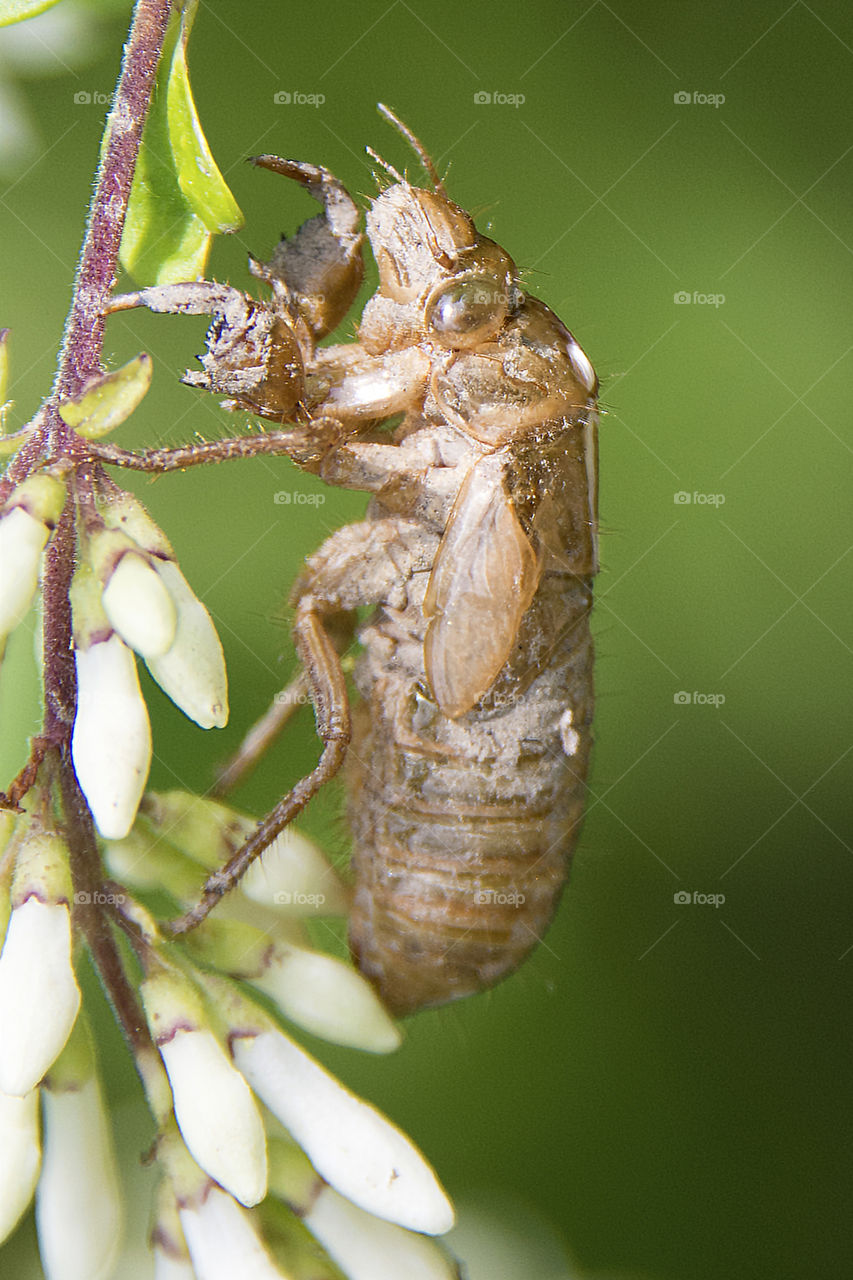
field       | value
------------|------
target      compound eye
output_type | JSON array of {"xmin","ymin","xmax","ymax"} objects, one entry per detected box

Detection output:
[
  {"xmin": 566, "ymin": 338, "xmax": 597, "ymax": 394},
  {"xmin": 426, "ymin": 275, "xmax": 508, "ymax": 347}
]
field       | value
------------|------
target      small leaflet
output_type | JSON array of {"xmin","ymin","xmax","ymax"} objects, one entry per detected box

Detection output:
[
  {"xmin": 58, "ymin": 354, "xmax": 152, "ymax": 439},
  {"xmin": 120, "ymin": 0, "xmax": 243, "ymax": 285},
  {"xmin": 0, "ymin": 0, "xmax": 63, "ymax": 26}
]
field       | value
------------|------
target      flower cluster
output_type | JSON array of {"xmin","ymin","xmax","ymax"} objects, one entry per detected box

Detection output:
[
  {"xmin": 1, "ymin": 355, "xmax": 229, "ymax": 842},
  {"xmin": 0, "ymin": 795, "xmax": 459, "ymax": 1279},
  {"xmin": 70, "ymin": 485, "xmax": 228, "ymax": 840}
]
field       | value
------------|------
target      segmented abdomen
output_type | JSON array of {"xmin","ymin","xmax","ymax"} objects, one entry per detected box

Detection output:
[{"xmin": 348, "ymin": 574, "xmax": 594, "ymax": 1014}]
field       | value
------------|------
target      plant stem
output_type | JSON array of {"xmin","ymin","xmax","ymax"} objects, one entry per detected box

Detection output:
[
  {"xmin": 21, "ymin": 0, "xmax": 173, "ymax": 1077},
  {"xmin": 59, "ymin": 757, "xmax": 150, "ymax": 1058},
  {"xmin": 53, "ymin": 0, "xmax": 173, "ymax": 408},
  {"xmin": 37, "ymin": 0, "xmax": 172, "ymax": 748}
]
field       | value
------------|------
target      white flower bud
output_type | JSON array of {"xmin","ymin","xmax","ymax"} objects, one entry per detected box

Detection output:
[
  {"xmin": 0, "ymin": 1087, "xmax": 41, "ymax": 1244},
  {"xmin": 0, "ymin": 474, "xmax": 66, "ymax": 615},
  {"xmin": 71, "ymin": 633, "xmax": 152, "ymax": 839},
  {"xmin": 187, "ymin": 919, "xmax": 397, "ymax": 1054},
  {"xmin": 179, "ymin": 1185, "xmax": 287, "ymax": 1279},
  {"xmin": 153, "ymin": 1180, "xmax": 195, "ymax": 1280},
  {"xmin": 36, "ymin": 1072, "xmax": 122, "ymax": 1280},
  {"xmin": 232, "ymin": 1029, "xmax": 454, "ymax": 1235},
  {"xmin": 251, "ymin": 945, "xmax": 401, "ymax": 1053},
  {"xmin": 0, "ymin": 505, "xmax": 49, "ymax": 647},
  {"xmin": 155, "ymin": 1252, "xmax": 197, "ymax": 1280},
  {"xmin": 139, "ymin": 790, "xmax": 253, "ymax": 872},
  {"xmin": 240, "ymin": 826, "xmax": 350, "ymax": 917},
  {"xmin": 0, "ymin": 899, "xmax": 81, "ymax": 1096},
  {"xmin": 159, "ymin": 1028, "xmax": 267, "ymax": 1208},
  {"xmin": 145, "ymin": 560, "xmax": 228, "ymax": 729},
  {"xmin": 103, "ymin": 828, "xmax": 202, "ymax": 903},
  {"xmin": 102, "ymin": 551, "xmax": 177, "ymax": 658},
  {"xmin": 305, "ymin": 1185, "xmax": 460, "ymax": 1280}
]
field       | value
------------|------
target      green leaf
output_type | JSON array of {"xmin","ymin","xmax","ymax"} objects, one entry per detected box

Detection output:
[
  {"xmin": 0, "ymin": 425, "xmax": 35, "ymax": 457},
  {"xmin": 167, "ymin": 0, "xmax": 243, "ymax": 233},
  {"xmin": 120, "ymin": 1, "xmax": 243, "ymax": 286},
  {"xmin": 0, "ymin": 0, "xmax": 63, "ymax": 26},
  {"xmin": 58, "ymin": 354, "xmax": 153, "ymax": 438}
]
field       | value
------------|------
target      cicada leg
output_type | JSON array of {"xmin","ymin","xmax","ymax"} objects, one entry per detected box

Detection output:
[
  {"xmin": 169, "ymin": 593, "xmax": 352, "ymax": 934},
  {"xmin": 212, "ymin": 610, "xmax": 356, "ymax": 796},
  {"xmin": 248, "ymin": 155, "xmax": 365, "ymax": 342},
  {"xmin": 169, "ymin": 513, "xmax": 434, "ymax": 934},
  {"xmin": 105, "ymin": 158, "xmax": 364, "ymax": 421},
  {"xmin": 108, "ymin": 281, "xmax": 306, "ymax": 422},
  {"xmin": 212, "ymin": 668, "xmax": 311, "ymax": 797}
]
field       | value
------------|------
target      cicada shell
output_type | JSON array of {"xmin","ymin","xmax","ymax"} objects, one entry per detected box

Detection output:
[
  {"xmin": 113, "ymin": 110, "xmax": 599, "ymax": 1015},
  {"xmin": 344, "ymin": 292, "xmax": 599, "ymax": 1016}
]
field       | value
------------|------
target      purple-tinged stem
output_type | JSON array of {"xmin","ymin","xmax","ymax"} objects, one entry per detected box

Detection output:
[
  {"xmin": 53, "ymin": 0, "xmax": 173, "ymax": 405},
  {"xmin": 21, "ymin": 0, "xmax": 174, "ymax": 1074}
]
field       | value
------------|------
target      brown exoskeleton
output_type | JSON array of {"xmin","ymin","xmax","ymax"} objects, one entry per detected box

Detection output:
[{"xmin": 104, "ymin": 107, "xmax": 599, "ymax": 1015}]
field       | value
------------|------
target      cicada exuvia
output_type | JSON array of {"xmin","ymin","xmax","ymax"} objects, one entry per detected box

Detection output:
[{"xmin": 105, "ymin": 108, "xmax": 599, "ymax": 1014}]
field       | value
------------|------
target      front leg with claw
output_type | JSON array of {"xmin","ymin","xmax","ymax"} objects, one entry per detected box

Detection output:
[
  {"xmin": 108, "ymin": 155, "xmax": 366, "ymax": 424},
  {"xmin": 109, "ymin": 281, "xmax": 306, "ymax": 421}
]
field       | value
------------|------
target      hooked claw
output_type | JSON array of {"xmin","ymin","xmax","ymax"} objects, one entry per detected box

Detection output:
[{"xmin": 249, "ymin": 156, "xmax": 365, "ymax": 341}]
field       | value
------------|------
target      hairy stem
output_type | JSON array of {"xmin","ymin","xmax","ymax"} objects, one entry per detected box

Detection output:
[
  {"xmin": 12, "ymin": 0, "xmax": 174, "ymax": 1070},
  {"xmin": 53, "ymin": 0, "xmax": 173, "ymax": 409},
  {"xmin": 60, "ymin": 757, "xmax": 150, "ymax": 1058},
  {"xmin": 33, "ymin": 0, "xmax": 171, "ymax": 744}
]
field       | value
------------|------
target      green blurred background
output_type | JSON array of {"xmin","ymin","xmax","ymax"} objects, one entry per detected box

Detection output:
[{"xmin": 1, "ymin": 1, "xmax": 852, "ymax": 1276}]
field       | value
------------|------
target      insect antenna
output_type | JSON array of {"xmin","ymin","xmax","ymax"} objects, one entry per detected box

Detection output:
[
  {"xmin": 365, "ymin": 145, "xmax": 405, "ymax": 186},
  {"xmin": 376, "ymin": 102, "xmax": 447, "ymax": 196}
]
